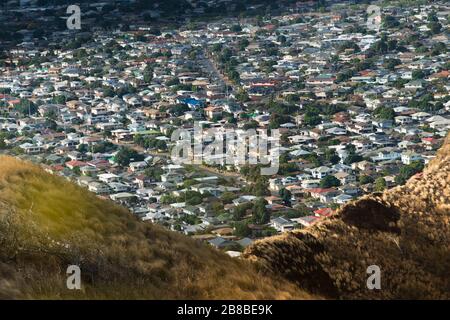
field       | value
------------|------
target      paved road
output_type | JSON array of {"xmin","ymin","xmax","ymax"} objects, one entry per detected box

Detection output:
[{"xmin": 199, "ymin": 47, "xmax": 236, "ymax": 95}]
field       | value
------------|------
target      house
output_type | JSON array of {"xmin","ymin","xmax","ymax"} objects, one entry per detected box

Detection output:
[
  {"xmin": 129, "ymin": 161, "xmax": 147, "ymax": 172},
  {"xmin": 110, "ymin": 192, "xmax": 137, "ymax": 203},
  {"xmin": 352, "ymin": 160, "xmax": 374, "ymax": 171},
  {"xmin": 233, "ymin": 195, "xmax": 257, "ymax": 206},
  {"xmin": 326, "ymin": 127, "xmax": 347, "ymax": 135},
  {"xmin": 264, "ymin": 195, "xmax": 283, "ymax": 205},
  {"xmin": 236, "ymin": 237, "xmax": 253, "ymax": 248},
  {"xmin": 314, "ymin": 208, "xmax": 334, "ymax": 218},
  {"xmin": 371, "ymin": 149, "xmax": 401, "ymax": 162},
  {"xmin": 405, "ymin": 80, "xmax": 424, "ymax": 90},
  {"xmin": 301, "ymin": 179, "xmax": 320, "ymax": 189},
  {"xmin": 134, "ymin": 175, "xmax": 152, "ymax": 188},
  {"xmin": 429, "ymin": 118, "xmax": 450, "ymax": 130},
  {"xmin": 311, "ymin": 166, "xmax": 333, "ymax": 179},
  {"xmin": 401, "ymin": 151, "xmax": 423, "ymax": 165},
  {"xmin": 65, "ymin": 160, "xmax": 87, "ymax": 169},
  {"xmin": 183, "ymin": 224, "xmax": 206, "ymax": 235},
  {"xmin": 98, "ymin": 173, "xmax": 120, "ymax": 183},
  {"xmin": 161, "ymin": 172, "xmax": 184, "ymax": 184},
  {"xmin": 108, "ymin": 182, "xmax": 129, "ymax": 193},
  {"xmin": 295, "ymin": 215, "xmax": 319, "ymax": 227},
  {"xmin": 270, "ymin": 217, "xmax": 295, "ymax": 233},
  {"xmin": 88, "ymin": 182, "xmax": 111, "ymax": 194},
  {"xmin": 19, "ymin": 143, "xmax": 43, "ymax": 154},
  {"xmin": 207, "ymin": 237, "xmax": 234, "ymax": 249},
  {"xmin": 307, "ymin": 188, "xmax": 339, "ymax": 203},
  {"xmin": 333, "ymin": 194, "xmax": 353, "ymax": 204},
  {"xmin": 269, "ymin": 178, "xmax": 283, "ymax": 192},
  {"xmin": 372, "ymin": 119, "xmax": 393, "ymax": 129},
  {"xmin": 411, "ymin": 112, "xmax": 431, "ymax": 121},
  {"xmin": 334, "ymin": 172, "xmax": 356, "ymax": 185},
  {"xmin": 80, "ymin": 165, "xmax": 97, "ymax": 176},
  {"xmin": 306, "ymin": 74, "xmax": 336, "ymax": 86},
  {"xmin": 144, "ymin": 108, "xmax": 165, "ymax": 120},
  {"xmin": 395, "ymin": 116, "xmax": 412, "ymax": 125},
  {"xmin": 204, "ymin": 106, "xmax": 223, "ymax": 119}
]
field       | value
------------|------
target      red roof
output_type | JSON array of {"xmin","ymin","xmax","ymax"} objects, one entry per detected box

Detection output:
[
  {"xmin": 314, "ymin": 208, "xmax": 334, "ymax": 217},
  {"xmin": 65, "ymin": 160, "xmax": 86, "ymax": 168},
  {"xmin": 422, "ymin": 137, "xmax": 438, "ymax": 144},
  {"xmin": 87, "ymin": 159, "xmax": 109, "ymax": 168}
]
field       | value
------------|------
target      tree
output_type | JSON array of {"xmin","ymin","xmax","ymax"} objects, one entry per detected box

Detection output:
[
  {"xmin": 428, "ymin": 12, "xmax": 442, "ymax": 34},
  {"xmin": 143, "ymin": 70, "xmax": 153, "ymax": 83},
  {"xmin": 115, "ymin": 147, "xmax": 143, "ymax": 167},
  {"xmin": 248, "ymin": 179, "xmax": 270, "ymax": 196},
  {"xmin": 233, "ymin": 202, "xmax": 253, "ymax": 220},
  {"xmin": 359, "ymin": 175, "xmax": 374, "ymax": 185},
  {"xmin": 252, "ymin": 198, "xmax": 270, "ymax": 225},
  {"xmin": 235, "ymin": 89, "xmax": 250, "ymax": 102},
  {"xmin": 429, "ymin": 22, "xmax": 442, "ymax": 35},
  {"xmin": 412, "ymin": 69, "xmax": 425, "ymax": 80},
  {"xmin": 279, "ymin": 188, "xmax": 292, "ymax": 207},
  {"xmin": 145, "ymin": 167, "xmax": 163, "ymax": 181},
  {"xmin": 15, "ymin": 99, "xmax": 37, "ymax": 116},
  {"xmin": 343, "ymin": 145, "xmax": 363, "ymax": 165},
  {"xmin": 185, "ymin": 194, "xmax": 203, "ymax": 206},
  {"xmin": 382, "ymin": 15, "xmax": 400, "ymax": 28},
  {"xmin": 344, "ymin": 153, "xmax": 363, "ymax": 165},
  {"xmin": 211, "ymin": 202, "xmax": 224, "ymax": 215},
  {"xmin": 374, "ymin": 106, "xmax": 395, "ymax": 121},
  {"xmin": 320, "ymin": 175, "xmax": 341, "ymax": 188},
  {"xmin": 230, "ymin": 24, "xmax": 242, "ymax": 33},
  {"xmin": 269, "ymin": 113, "xmax": 291, "ymax": 129},
  {"xmin": 0, "ymin": 137, "xmax": 6, "ymax": 149},
  {"xmin": 324, "ymin": 148, "xmax": 340, "ymax": 165},
  {"xmin": 238, "ymin": 39, "xmax": 249, "ymax": 51},
  {"xmin": 168, "ymin": 103, "xmax": 190, "ymax": 116},
  {"xmin": 395, "ymin": 161, "xmax": 424, "ymax": 185},
  {"xmin": 233, "ymin": 220, "xmax": 251, "ymax": 237},
  {"xmin": 221, "ymin": 192, "xmax": 237, "ymax": 204},
  {"xmin": 103, "ymin": 87, "xmax": 115, "ymax": 97},
  {"xmin": 52, "ymin": 95, "xmax": 67, "ymax": 105},
  {"xmin": 374, "ymin": 177, "xmax": 387, "ymax": 192},
  {"xmin": 384, "ymin": 58, "xmax": 401, "ymax": 71},
  {"xmin": 160, "ymin": 194, "xmax": 177, "ymax": 204},
  {"xmin": 338, "ymin": 40, "xmax": 360, "ymax": 52},
  {"xmin": 303, "ymin": 110, "xmax": 322, "ymax": 126}
]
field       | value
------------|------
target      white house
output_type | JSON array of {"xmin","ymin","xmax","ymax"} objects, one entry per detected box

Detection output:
[
  {"xmin": 371, "ymin": 150, "xmax": 401, "ymax": 162},
  {"xmin": 311, "ymin": 166, "xmax": 333, "ymax": 179},
  {"xmin": 270, "ymin": 217, "xmax": 295, "ymax": 233},
  {"xmin": 401, "ymin": 151, "xmax": 423, "ymax": 165}
]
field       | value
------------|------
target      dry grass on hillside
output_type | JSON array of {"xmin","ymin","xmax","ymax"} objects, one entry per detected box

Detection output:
[
  {"xmin": 0, "ymin": 156, "xmax": 311, "ymax": 300},
  {"xmin": 244, "ymin": 134, "xmax": 450, "ymax": 299}
]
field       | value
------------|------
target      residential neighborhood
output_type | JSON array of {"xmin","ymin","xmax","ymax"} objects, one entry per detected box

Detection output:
[{"xmin": 0, "ymin": 0, "xmax": 449, "ymax": 257}]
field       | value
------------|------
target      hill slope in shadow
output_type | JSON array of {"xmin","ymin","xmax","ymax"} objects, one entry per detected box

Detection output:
[
  {"xmin": 244, "ymin": 134, "xmax": 450, "ymax": 299},
  {"xmin": 0, "ymin": 156, "xmax": 310, "ymax": 299}
]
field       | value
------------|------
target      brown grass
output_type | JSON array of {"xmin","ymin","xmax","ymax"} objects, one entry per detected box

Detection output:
[
  {"xmin": 0, "ymin": 156, "xmax": 311, "ymax": 300},
  {"xmin": 244, "ymin": 133, "xmax": 450, "ymax": 299}
]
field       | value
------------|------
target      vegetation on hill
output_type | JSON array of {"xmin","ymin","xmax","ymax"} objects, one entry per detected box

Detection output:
[
  {"xmin": 244, "ymin": 134, "xmax": 450, "ymax": 299},
  {"xmin": 1, "ymin": 138, "xmax": 449, "ymax": 299},
  {"xmin": 0, "ymin": 156, "xmax": 310, "ymax": 299}
]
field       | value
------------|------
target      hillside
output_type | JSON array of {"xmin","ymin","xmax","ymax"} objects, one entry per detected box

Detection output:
[
  {"xmin": 1, "ymin": 134, "xmax": 449, "ymax": 300},
  {"xmin": 244, "ymin": 134, "xmax": 450, "ymax": 299},
  {"xmin": 0, "ymin": 156, "xmax": 310, "ymax": 299}
]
